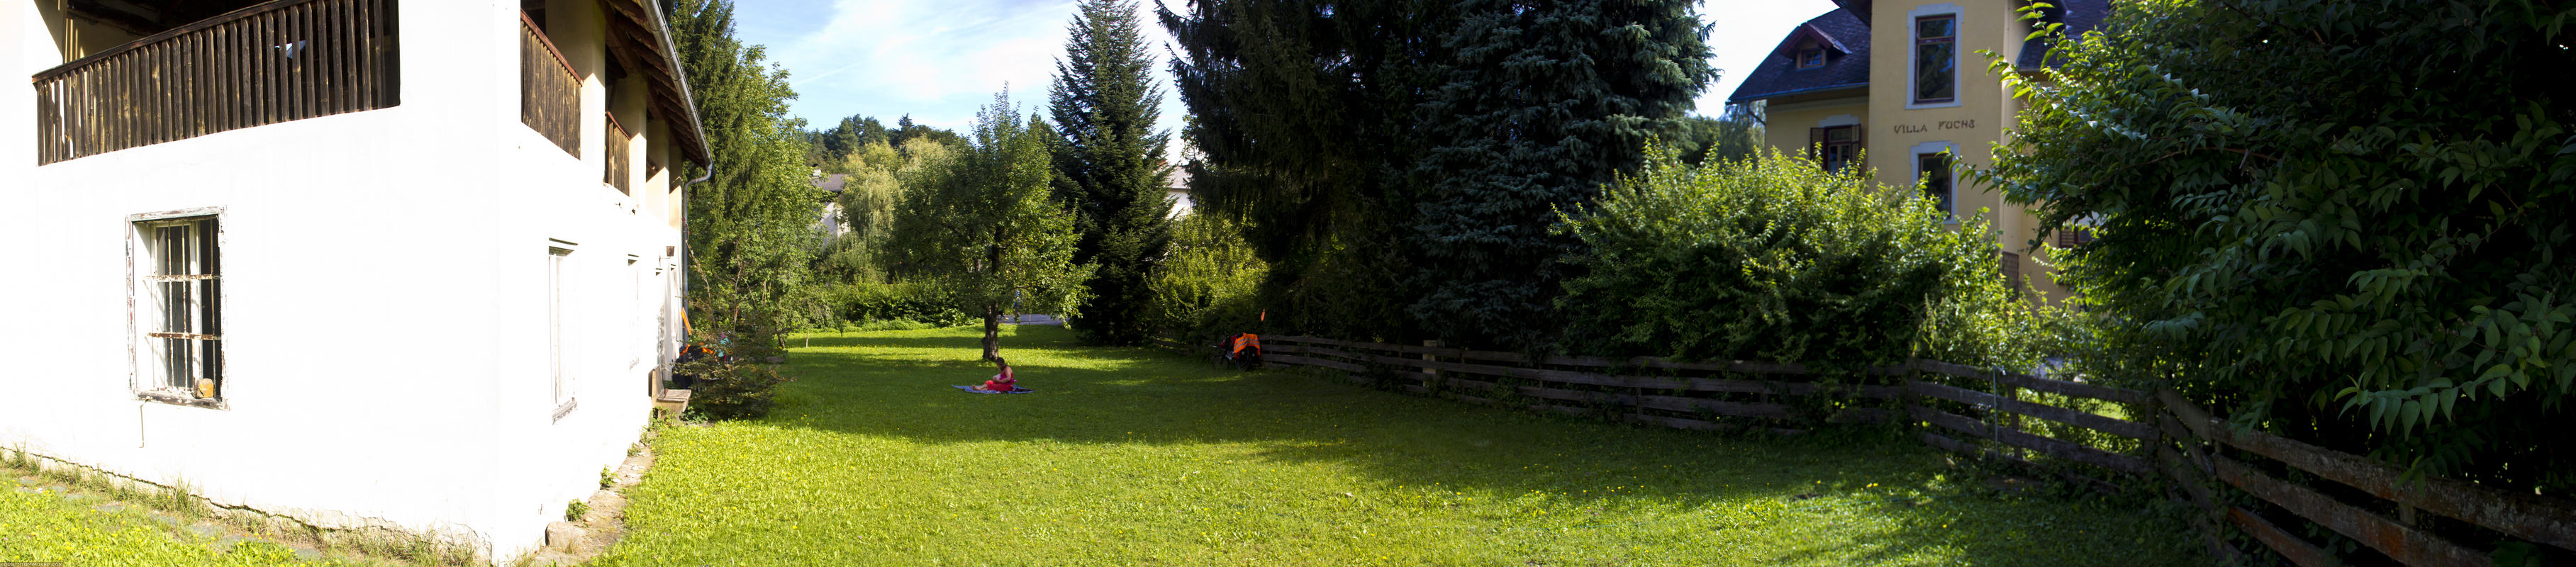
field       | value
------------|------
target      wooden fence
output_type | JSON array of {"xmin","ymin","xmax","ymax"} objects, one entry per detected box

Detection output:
[
  {"xmin": 520, "ymin": 12, "xmax": 580, "ymax": 156},
  {"xmin": 1170, "ymin": 333, "xmax": 2576, "ymax": 566},
  {"xmin": 33, "ymin": 0, "xmax": 401, "ymax": 165}
]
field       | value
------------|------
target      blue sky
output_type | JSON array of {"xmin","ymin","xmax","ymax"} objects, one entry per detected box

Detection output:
[{"xmin": 728, "ymin": 0, "xmax": 1840, "ymax": 139}]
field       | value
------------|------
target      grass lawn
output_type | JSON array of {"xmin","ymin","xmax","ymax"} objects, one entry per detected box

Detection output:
[
  {"xmin": 0, "ymin": 478, "xmax": 329, "ymax": 566},
  {"xmin": 593, "ymin": 325, "xmax": 2198, "ymax": 566}
]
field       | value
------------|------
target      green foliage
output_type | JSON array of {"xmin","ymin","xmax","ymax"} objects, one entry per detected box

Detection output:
[
  {"xmin": 1050, "ymin": 0, "xmax": 1176, "ymax": 347},
  {"xmin": 671, "ymin": 0, "xmax": 820, "ymax": 419},
  {"xmin": 889, "ymin": 114, "xmax": 969, "ymax": 151},
  {"xmin": 1144, "ymin": 213, "xmax": 1268, "ymax": 342},
  {"xmin": 810, "ymin": 281, "xmax": 976, "ymax": 329},
  {"xmin": 1161, "ymin": 0, "xmax": 1714, "ymax": 349},
  {"xmin": 1404, "ymin": 0, "xmax": 1716, "ymax": 350},
  {"xmin": 1979, "ymin": 0, "xmax": 2576, "ymax": 490},
  {"xmin": 601, "ymin": 467, "xmax": 617, "ymax": 490},
  {"xmin": 1666, "ymin": 108, "xmax": 1765, "ymax": 166},
  {"xmin": 565, "ymin": 500, "xmax": 591, "ymax": 522},
  {"xmin": 885, "ymin": 90, "xmax": 1095, "ymax": 359},
  {"xmin": 677, "ymin": 355, "xmax": 793, "ymax": 422},
  {"xmin": 813, "ymin": 115, "xmax": 888, "ymax": 172},
  {"xmin": 1559, "ymin": 146, "xmax": 2034, "ymax": 369}
]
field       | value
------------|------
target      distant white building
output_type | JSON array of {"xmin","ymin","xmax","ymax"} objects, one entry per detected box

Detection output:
[
  {"xmin": 815, "ymin": 172, "xmax": 850, "ymax": 236},
  {"xmin": 1166, "ymin": 166, "xmax": 1195, "ymax": 218},
  {"xmin": 1, "ymin": 0, "xmax": 708, "ymax": 562}
]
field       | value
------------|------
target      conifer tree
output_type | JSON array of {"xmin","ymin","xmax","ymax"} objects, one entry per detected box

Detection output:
[
  {"xmin": 669, "ymin": 0, "xmax": 824, "ymax": 341},
  {"xmin": 1404, "ymin": 0, "xmax": 1714, "ymax": 349},
  {"xmin": 1050, "ymin": 0, "xmax": 1175, "ymax": 345}
]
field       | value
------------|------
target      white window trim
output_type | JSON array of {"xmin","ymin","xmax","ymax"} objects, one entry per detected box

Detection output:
[
  {"xmin": 1912, "ymin": 140, "xmax": 1961, "ymax": 223},
  {"xmin": 1816, "ymin": 114, "xmax": 1860, "ymax": 128},
  {"xmin": 549, "ymin": 240, "xmax": 577, "ymax": 422},
  {"xmin": 1906, "ymin": 3, "xmax": 1966, "ymax": 110},
  {"xmin": 127, "ymin": 208, "xmax": 228, "ymax": 410}
]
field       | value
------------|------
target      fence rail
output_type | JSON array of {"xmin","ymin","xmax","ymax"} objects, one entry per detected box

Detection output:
[
  {"xmin": 520, "ymin": 13, "xmax": 579, "ymax": 156},
  {"xmin": 33, "ymin": 0, "xmax": 401, "ymax": 164},
  {"xmin": 1209, "ymin": 332, "xmax": 2576, "ymax": 566}
]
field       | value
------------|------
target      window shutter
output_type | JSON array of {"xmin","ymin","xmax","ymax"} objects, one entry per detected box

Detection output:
[{"xmin": 1808, "ymin": 128, "xmax": 1826, "ymax": 159}]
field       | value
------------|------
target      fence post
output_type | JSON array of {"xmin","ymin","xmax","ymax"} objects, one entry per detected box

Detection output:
[{"xmin": 1422, "ymin": 340, "xmax": 1441, "ymax": 393}]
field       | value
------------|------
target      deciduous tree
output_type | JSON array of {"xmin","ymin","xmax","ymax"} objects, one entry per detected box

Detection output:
[{"xmin": 886, "ymin": 91, "xmax": 1094, "ymax": 360}]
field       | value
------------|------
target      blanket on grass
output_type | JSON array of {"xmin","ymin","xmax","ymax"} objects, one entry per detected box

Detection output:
[{"xmin": 952, "ymin": 385, "xmax": 1036, "ymax": 394}]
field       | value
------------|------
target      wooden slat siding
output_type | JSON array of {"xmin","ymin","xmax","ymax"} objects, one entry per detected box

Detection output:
[
  {"xmin": 1907, "ymin": 380, "xmax": 2156, "ymax": 440},
  {"xmin": 1909, "ymin": 405, "xmax": 2151, "ymax": 476},
  {"xmin": 30, "ymin": 0, "xmax": 395, "ymax": 164},
  {"xmin": 2228, "ymin": 506, "xmax": 2336, "ymax": 567},
  {"xmin": 1912, "ymin": 359, "xmax": 2152, "ymax": 405},
  {"xmin": 2159, "ymin": 391, "xmax": 2576, "ymax": 552},
  {"xmin": 2214, "ymin": 456, "xmax": 2492, "ymax": 566}
]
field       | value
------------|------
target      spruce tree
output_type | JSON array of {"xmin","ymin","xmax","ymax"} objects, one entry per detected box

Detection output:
[
  {"xmin": 1404, "ymin": 0, "xmax": 1714, "ymax": 349},
  {"xmin": 1050, "ymin": 0, "xmax": 1175, "ymax": 345},
  {"xmin": 1159, "ymin": 0, "xmax": 1438, "ymax": 340}
]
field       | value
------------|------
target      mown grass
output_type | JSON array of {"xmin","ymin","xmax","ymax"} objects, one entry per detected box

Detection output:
[
  {"xmin": 594, "ymin": 325, "xmax": 2199, "ymax": 566},
  {"xmin": 0, "ymin": 480, "xmax": 328, "ymax": 566}
]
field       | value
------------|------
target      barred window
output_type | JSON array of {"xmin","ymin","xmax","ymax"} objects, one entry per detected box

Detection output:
[{"xmin": 136, "ymin": 215, "xmax": 223, "ymax": 402}]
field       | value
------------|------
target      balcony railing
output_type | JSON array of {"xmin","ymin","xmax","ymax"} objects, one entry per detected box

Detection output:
[
  {"xmin": 33, "ymin": 0, "xmax": 401, "ymax": 165},
  {"xmin": 521, "ymin": 14, "xmax": 580, "ymax": 157},
  {"xmin": 606, "ymin": 113, "xmax": 632, "ymax": 193}
]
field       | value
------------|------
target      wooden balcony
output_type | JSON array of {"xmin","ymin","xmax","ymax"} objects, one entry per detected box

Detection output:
[
  {"xmin": 33, "ymin": 0, "xmax": 401, "ymax": 165},
  {"xmin": 521, "ymin": 13, "xmax": 581, "ymax": 157},
  {"xmin": 606, "ymin": 113, "xmax": 633, "ymax": 193}
]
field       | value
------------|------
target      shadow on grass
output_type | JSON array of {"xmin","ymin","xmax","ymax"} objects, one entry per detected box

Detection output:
[{"xmin": 744, "ymin": 325, "xmax": 2197, "ymax": 565}]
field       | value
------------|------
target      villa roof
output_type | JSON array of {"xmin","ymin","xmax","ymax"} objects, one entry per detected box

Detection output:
[
  {"xmin": 1727, "ymin": 9, "xmax": 1872, "ymax": 104},
  {"xmin": 1727, "ymin": 1, "xmax": 2112, "ymax": 105}
]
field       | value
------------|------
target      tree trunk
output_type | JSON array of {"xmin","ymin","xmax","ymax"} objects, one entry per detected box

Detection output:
[{"xmin": 982, "ymin": 303, "xmax": 1001, "ymax": 361}]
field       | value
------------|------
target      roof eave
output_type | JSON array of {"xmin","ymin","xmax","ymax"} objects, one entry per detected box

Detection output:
[{"xmin": 1728, "ymin": 84, "xmax": 1870, "ymax": 106}]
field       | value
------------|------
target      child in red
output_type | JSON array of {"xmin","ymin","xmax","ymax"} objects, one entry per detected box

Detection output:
[{"xmin": 980, "ymin": 357, "xmax": 1017, "ymax": 393}]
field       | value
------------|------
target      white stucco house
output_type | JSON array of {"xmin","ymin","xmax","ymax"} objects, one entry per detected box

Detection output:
[{"xmin": 1, "ymin": 0, "xmax": 708, "ymax": 561}]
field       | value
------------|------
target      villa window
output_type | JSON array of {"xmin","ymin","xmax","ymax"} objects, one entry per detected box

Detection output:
[
  {"xmin": 135, "ymin": 213, "xmax": 223, "ymax": 405},
  {"xmin": 1914, "ymin": 15, "xmax": 1957, "ymax": 104},
  {"xmin": 549, "ymin": 242, "xmax": 576, "ymax": 421},
  {"xmin": 1797, "ymin": 47, "xmax": 1825, "ymax": 69},
  {"xmin": 1810, "ymin": 125, "xmax": 1861, "ymax": 172},
  {"xmin": 1918, "ymin": 152, "xmax": 1954, "ymax": 217}
]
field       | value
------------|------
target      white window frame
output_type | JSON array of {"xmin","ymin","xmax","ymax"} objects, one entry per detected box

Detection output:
[
  {"xmin": 128, "ymin": 208, "xmax": 226, "ymax": 408},
  {"xmin": 549, "ymin": 239, "xmax": 578, "ymax": 422},
  {"xmin": 1906, "ymin": 3, "xmax": 1965, "ymax": 110},
  {"xmin": 1912, "ymin": 140, "xmax": 1961, "ymax": 223}
]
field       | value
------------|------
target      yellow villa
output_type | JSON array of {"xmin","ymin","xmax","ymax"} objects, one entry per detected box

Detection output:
[{"xmin": 1729, "ymin": 0, "xmax": 2105, "ymax": 299}]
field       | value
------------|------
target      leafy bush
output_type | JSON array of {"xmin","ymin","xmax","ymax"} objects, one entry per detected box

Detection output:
[
  {"xmin": 1144, "ymin": 214, "xmax": 1269, "ymax": 343},
  {"xmin": 1556, "ymin": 145, "xmax": 2036, "ymax": 369},
  {"xmin": 810, "ymin": 281, "xmax": 975, "ymax": 330},
  {"xmin": 676, "ymin": 323, "xmax": 796, "ymax": 421},
  {"xmin": 1981, "ymin": 0, "xmax": 2576, "ymax": 490}
]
